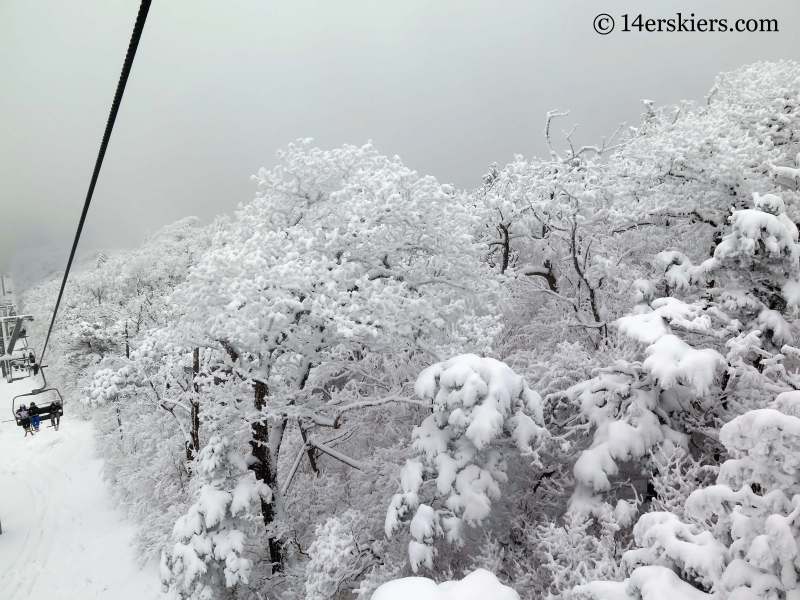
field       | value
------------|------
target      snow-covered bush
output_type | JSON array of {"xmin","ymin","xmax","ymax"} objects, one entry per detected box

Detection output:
[
  {"xmin": 559, "ymin": 181, "xmax": 800, "ymax": 516},
  {"xmin": 646, "ymin": 445, "xmax": 717, "ymax": 516},
  {"xmin": 386, "ymin": 354, "xmax": 547, "ymax": 572},
  {"xmin": 527, "ymin": 510, "xmax": 622, "ymax": 598}
]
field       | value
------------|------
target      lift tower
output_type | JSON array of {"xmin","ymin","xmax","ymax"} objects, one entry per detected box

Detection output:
[{"xmin": 0, "ymin": 275, "xmax": 34, "ymax": 382}]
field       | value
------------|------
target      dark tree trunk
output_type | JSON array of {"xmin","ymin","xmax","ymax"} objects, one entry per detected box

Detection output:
[
  {"xmin": 186, "ymin": 347, "xmax": 201, "ymax": 462},
  {"xmin": 299, "ymin": 425, "xmax": 319, "ymax": 475},
  {"xmin": 250, "ymin": 378, "xmax": 284, "ymax": 571},
  {"xmin": 116, "ymin": 405, "xmax": 123, "ymax": 440},
  {"xmin": 499, "ymin": 223, "xmax": 510, "ymax": 274}
]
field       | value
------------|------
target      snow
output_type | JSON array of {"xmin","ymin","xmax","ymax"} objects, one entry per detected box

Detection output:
[
  {"xmin": 164, "ymin": 436, "xmax": 263, "ymax": 596},
  {"xmin": 413, "ymin": 354, "xmax": 545, "ymax": 455},
  {"xmin": 715, "ymin": 205, "xmax": 799, "ymax": 263},
  {"xmin": 400, "ymin": 459, "xmax": 424, "ymax": 494},
  {"xmin": 410, "ymin": 504, "xmax": 440, "ymax": 542},
  {"xmin": 782, "ymin": 279, "xmax": 800, "ymax": 309},
  {"xmin": 616, "ymin": 310, "xmax": 669, "ymax": 344},
  {"xmin": 0, "ymin": 377, "xmax": 163, "ymax": 600},
  {"xmin": 572, "ymin": 412, "xmax": 664, "ymax": 493},
  {"xmin": 574, "ymin": 566, "xmax": 712, "ymax": 600},
  {"xmin": 616, "ymin": 298, "xmax": 716, "ymax": 345},
  {"xmin": 757, "ymin": 309, "xmax": 793, "ymax": 344},
  {"xmin": 622, "ymin": 512, "xmax": 727, "ymax": 588},
  {"xmin": 408, "ymin": 539, "xmax": 436, "ymax": 572},
  {"xmin": 642, "ymin": 335, "xmax": 724, "ymax": 396},
  {"xmin": 654, "ymin": 252, "xmax": 697, "ymax": 290},
  {"xmin": 769, "ymin": 163, "xmax": 800, "ymax": 181},
  {"xmin": 613, "ymin": 499, "xmax": 637, "ymax": 528},
  {"xmin": 572, "ymin": 579, "xmax": 636, "ymax": 600},
  {"xmin": 371, "ymin": 568, "xmax": 519, "ymax": 600},
  {"xmin": 718, "ymin": 408, "xmax": 800, "ymax": 480},
  {"xmin": 631, "ymin": 279, "xmax": 656, "ymax": 304},
  {"xmin": 626, "ymin": 566, "xmax": 712, "ymax": 600}
]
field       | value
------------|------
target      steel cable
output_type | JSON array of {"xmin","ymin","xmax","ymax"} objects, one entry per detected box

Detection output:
[{"xmin": 39, "ymin": 0, "xmax": 152, "ymax": 365}]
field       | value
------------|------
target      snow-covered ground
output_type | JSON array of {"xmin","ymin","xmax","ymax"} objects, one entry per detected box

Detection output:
[{"xmin": 0, "ymin": 377, "xmax": 164, "ymax": 600}]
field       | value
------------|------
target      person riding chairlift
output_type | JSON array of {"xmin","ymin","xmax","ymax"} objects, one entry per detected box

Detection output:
[
  {"xmin": 28, "ymin": 351, "xmax": 39, "ymax": 375},
  {"xmin": 28, "ymin": 402, "xmax": 41, "ymax": 432},
  {"xmin": 49, "ymin": 400, "xmax": 62, "ymax": 431},
  {"xmin": 15, "ymin": 404, "xmax": 34, "ymax": 437}
]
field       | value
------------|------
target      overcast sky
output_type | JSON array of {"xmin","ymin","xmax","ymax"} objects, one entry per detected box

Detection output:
[{"xmin": 1, "ymin": 0, "xmax": 798, "ymax": 289}]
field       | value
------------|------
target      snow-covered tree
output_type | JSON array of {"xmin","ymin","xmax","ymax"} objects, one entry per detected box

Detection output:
[
  {"xmin": 528, "ymin": 510, "xmax": 622, "ymax": 598},
  {"xmin": 554, "ymin": 182, "xmax": 800, "ymax": 518},
  {"xmin": 169, "ymin": 140, "xmax": 503, "ymax": 574},
  {"xmin": 304, "ymin": 509, "xmax": 381, "ymax": 600},
  {"xmin": 162, "ymin": 436, "xmax": 271, "ymax": 600},
  {"xmin": 573, "ymin": 390, "xmax": 800, "ymax": 600}
]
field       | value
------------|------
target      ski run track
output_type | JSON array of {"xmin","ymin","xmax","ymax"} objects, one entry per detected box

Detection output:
[{"xmin": 0, "ymin": 376, "xmax": 164, "ymax": 599}]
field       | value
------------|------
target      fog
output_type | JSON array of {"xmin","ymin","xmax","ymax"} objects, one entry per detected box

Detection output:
[{"xmin": 1, "ymin": 0, "xmax": 797, "ymax": 289}]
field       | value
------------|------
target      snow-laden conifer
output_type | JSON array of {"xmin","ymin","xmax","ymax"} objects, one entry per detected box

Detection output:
[
  {"xmin": 162, "ymin": 436, "xmax": 271, "ymax": 599},
  {"xmin": 385, "ymin": 354, "xmax": 546, "ymax": 571}
]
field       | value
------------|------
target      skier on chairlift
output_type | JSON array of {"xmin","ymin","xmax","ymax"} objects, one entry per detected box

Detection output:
[
  {"xmin": 28, "ymin": 402, "xmax": 41, "ymax": 432},
  {"xmin": 50, "ymin": 400, "xmax": 62, "ymax": 431},
  {"xmin": 15, "ymin": 404, "xmax": 34, "ymax": 437}
]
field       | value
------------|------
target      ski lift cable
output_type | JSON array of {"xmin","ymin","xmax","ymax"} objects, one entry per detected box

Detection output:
[{"xmin": 39, "ymin": 0, "xmax": 152, "ymax": 365}]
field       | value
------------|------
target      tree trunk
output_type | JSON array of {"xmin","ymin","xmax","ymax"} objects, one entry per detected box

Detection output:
[
  {"xmin": 186, "ymin": 347, "xmax": 201, "ymax": 462},
  {"xmin": 499, "ymin": 223, "xmax": 510, "ymax": 274},
  {"xmin": 250, "ymin": 378, "xmax": 285, "ymax": 572},
  {"xmin": 115, "ymin": 405, "xmax": 123, "ymax": 440},
  {"xmin": 299, "ymin": 425, "xmax": 319, "ymax": 475}
]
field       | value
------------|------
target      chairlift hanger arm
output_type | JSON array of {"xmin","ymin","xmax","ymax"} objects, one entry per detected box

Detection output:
[
  {"xmin": 0, "ymin": 315, "xmax": 33, "ymax": 324},
  {"xmin": 5, "ymin": 317, "xmax": 27, "ymax": 355}
]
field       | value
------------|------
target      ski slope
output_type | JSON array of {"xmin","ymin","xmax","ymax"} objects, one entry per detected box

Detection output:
[{"xmin": 0, "ymin": 377, "xmax": 164, "ymax": 600}]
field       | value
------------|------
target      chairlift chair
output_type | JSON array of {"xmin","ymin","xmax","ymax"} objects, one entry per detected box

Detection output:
[
  {"xmin": 5, "ymin": 350, "xmax": 33, "ymax": 383},
  {"xmin": 12, "ymin": 368, "xmax": 64, "ymax": 428}
]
